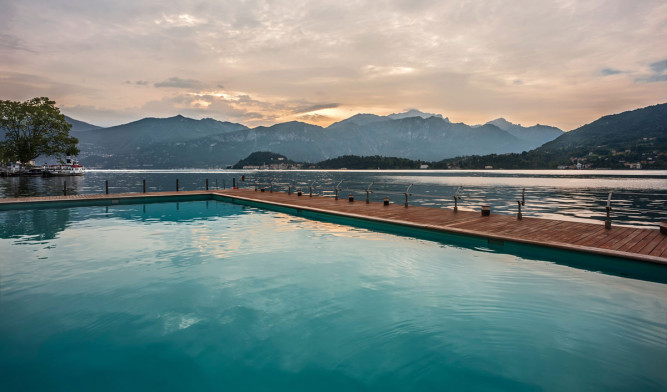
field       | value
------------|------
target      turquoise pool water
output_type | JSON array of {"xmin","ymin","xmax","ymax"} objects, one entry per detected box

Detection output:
[{"xmin": 1, "ymin": 201, "xmax": 665, "ymax": 391}]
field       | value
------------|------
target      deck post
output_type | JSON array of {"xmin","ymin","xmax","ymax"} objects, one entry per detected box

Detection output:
[
  {"xmin": 206, "ymin": 179, "xmax": 209, "ymax": 191},
  {"xmin": 517, "ymin": 200, "xmax": 522, "ymax": 220},
  {"xmin": 270, "ymin": 182, "xmax": 273, "ymax": 193},
  {"xmin": 143, "ymin": 179, "xmax": 146, "ymax": 193},
  {"xmin": 288, "ymin": 185, "xmax": 292, "ymax": 195},
  {"xmin": 63, "ymin": 181, "xmax": 67, "ymax": 196},
  {"xmin": 233, "ymin": 178, "xmax": 236, "ymax": 189},
  {"xmin": 105, "ymin": 180, "xmax": 109, "ymax": 195},
  {"xmin": 176, "ymin": 179, "xmax": 179, "ymax": 192},
  {"xmin": 481, "ymin": 205, "xmax": 490, "ymax": 216}
]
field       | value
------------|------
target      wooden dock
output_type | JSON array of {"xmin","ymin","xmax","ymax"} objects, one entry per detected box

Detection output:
[{"xmin": 1, "ymin": 188, "xmax": 666, "ymax": 265}]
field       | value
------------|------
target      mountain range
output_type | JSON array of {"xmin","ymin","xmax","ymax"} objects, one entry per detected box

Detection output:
[
  {"xmin": 69, "ymin": 110, "xmax": 563, "ymax": 168},
  {"xmin": 437, "ymin": 103, "xmax": 667, "ymax": 169}
]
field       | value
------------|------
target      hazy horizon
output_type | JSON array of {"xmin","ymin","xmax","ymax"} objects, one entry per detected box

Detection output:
[{"xmin": 2, "ymin": 0, "xmax": 666, "ymax": 130}]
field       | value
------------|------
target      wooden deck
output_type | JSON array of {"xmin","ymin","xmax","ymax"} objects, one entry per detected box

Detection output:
[
  {"xmin": 1, "ymin": 188, "xmax": 666, "ymax": 265},
  {"xmin": 215, "ymin": 189, "xmax": 667, "ymax": 265}
]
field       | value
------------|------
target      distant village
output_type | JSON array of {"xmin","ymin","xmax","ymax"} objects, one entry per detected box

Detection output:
[{"xmin": 558, "ymin": 140, "xmax": 664, "ymax": 170}]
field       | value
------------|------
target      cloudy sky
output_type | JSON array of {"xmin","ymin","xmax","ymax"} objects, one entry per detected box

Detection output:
[{"xmin": 1, "ymin": 0, "xmax": 665, "ymax": 130}]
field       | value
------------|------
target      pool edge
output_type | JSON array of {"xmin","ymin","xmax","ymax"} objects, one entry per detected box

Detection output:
[{"xmin": 1, "ymin": 190, "xmax": 665, "ymax": 267}]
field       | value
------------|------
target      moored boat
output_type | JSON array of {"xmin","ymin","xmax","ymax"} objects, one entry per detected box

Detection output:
[{"xmin": 43, "ymin": 156, "xmax": 85, "ymax": 176}]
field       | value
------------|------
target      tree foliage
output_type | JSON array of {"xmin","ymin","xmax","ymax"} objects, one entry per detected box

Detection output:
[
  {"xmin": 232, "ymin": 151, "xmax": 298, "ymax": 168},
  {"xmin": 317, "ymin": 155, "xmax": 422, "ymax": 169},
  {"xmin": 0, "ymin": 97, "xmax": 79, "ymax": 165}
]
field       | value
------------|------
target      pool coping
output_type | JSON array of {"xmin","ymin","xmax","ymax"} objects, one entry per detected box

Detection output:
[{"xmin": 1, "ymin": 189, "xmax": 666, "ymax": 266}]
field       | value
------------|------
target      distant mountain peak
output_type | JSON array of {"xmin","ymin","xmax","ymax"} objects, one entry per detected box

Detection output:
[
  {"xmin": 64, "ymin": 115, "xmax": 103, "ymax": 132},
  {"xmin": 486, "ymin": 118, "xmax": 519, "ymax": 130},
  {"xmin": 387, "ymin": 109, "xmax": 449, "ymax": 122},
  {"xmin": 326, "ymin": 113, "xmax": 386, "ymax": 128}
]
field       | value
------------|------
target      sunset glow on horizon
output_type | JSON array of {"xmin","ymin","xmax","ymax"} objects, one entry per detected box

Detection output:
[{"xmin": 1, "ymin": 0, "xmax": 665, "ymax": 130}]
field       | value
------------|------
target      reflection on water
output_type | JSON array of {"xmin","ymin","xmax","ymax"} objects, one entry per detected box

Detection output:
[
  {"xmin": 1, "ymin": 201, "xmax": 666, "ymax": 391},
  {"xmin": 0, "ymin": 207, "xmax": 72, "ymax": 243},
  {"xmin": 1, "ymin": 170, "xmax": 666, "ymax": 228},
  {"xmin": 0, "ymin": 200, "xmax": 259, "ymax": 243}
]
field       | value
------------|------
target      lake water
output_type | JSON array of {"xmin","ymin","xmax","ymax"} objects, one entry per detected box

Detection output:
[{"xmin": 1, "ymin": 169, "xmax": 666, "ymax": 228}]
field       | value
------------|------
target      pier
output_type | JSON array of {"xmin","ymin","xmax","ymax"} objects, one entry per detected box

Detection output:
[{"xmin": 1, "ymin": 188, "xmax": 666, "ymax": 265}]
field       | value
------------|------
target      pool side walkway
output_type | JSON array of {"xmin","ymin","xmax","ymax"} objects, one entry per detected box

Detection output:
[{"xmin": 1, "ymin": 189, "xmax": 666, "ymax": 265}]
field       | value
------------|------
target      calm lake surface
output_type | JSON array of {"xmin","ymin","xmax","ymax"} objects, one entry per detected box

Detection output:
[{"xmin": 1, "ymin": 169, "xmax": 666, "ymax": 228}]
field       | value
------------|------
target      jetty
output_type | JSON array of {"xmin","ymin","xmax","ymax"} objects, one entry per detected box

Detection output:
[{"xmin": 1, "ymin": 188, "xmax": 665, "ymax": 265}]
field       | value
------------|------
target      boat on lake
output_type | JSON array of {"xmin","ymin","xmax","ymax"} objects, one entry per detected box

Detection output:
[{"xmin": 42, "ymin": 156, "xmax": 85, "ymax": 176}]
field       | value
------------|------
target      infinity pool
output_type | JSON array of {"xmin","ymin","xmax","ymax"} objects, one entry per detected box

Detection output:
[{"xmin": 1, "ymin": 200, "xmax": 665, "ymax": 390}]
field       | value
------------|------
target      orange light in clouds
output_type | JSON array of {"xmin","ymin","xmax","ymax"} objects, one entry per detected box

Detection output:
[{"xmin": 191, "ymin": 100, "xmax": 211, "ymax": 108}]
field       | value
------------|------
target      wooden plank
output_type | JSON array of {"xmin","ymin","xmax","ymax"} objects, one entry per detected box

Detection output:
[
  {"xmin": 601, "ymin": 228, "xmax": 646, "ymax": 250},
  {"xmin": 641, "ymin": 233, "xmax": 666, "ymax": 256},
  {"xmin": 627, "ymin": 231, "xmax": 661, "ymax": 254},
  {"xmin": 595, "ymin": 227, "xmax": 636, "ymax": 249},
  {"xmin": 649, "ymin": 237, "xmax": 667, "ymax": 257},
  {"xmin": 586, "ymin": 227, "xmax": 634, "ymax": 248},
  {"xmin": 617, "ymin": 230, "xmax": 654, "ymax": 253}
]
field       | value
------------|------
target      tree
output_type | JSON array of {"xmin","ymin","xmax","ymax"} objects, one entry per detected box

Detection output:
[{"xmin": 0, "ymin": 97, "xmax": 79, "ymax": 165}]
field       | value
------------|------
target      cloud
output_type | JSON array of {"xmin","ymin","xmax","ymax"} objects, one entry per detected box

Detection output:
[
  {"xmin": 635, "ymin": 75, "xmax": 667, "ymax": 83},
  {"xmin": 154, "ymin": 77, "xmax": 203, "ymax": 89},
  {"xmin": 649, "ymin": 59, "xmax": 667, "ymax": 74},
  {"xmin": 635, "ymin": 59, "xmax": 667, "ymax": 83},
  {"xmin": 291, "ymin": 103, "xmax": 340, "ymax": 115},
  {"xmin": 2, "ymin": 0, "xmax": 666, "ymax": 131},
  {"xmin": 0, "ymin": 33, "xmax": 35, "ymax": 53},
  {"xmin": 601, "ymin": 68, "xmax": 623, "ymax": 76},
  {"xmin": 125, "ymin": 80, "xmax": 149, "ymax": 86},
  {"xmin": 155, "ymin": 13, "xmax": 208, "ymax": 28},
  {"xmin": 297, "ymin": 113, "xmax": 333, "ymax": 124},
  {"xmin": 0, "ymin": 71, "xmax": 97, "ymax": 100}
]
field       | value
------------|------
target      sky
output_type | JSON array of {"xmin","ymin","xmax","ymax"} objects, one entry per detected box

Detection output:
[{"xmin": 1, "ymin": 0, "xmax": 666, "ymax": 130}]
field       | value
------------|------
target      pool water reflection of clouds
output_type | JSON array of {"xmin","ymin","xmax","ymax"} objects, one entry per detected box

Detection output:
[{"xmin": 1, "ymin": 200, "xmax": 666, "ymax": 390}]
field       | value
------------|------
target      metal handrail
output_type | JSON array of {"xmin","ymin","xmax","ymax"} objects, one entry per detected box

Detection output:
[
  {"xmin": 365, "ymin": 182, "xmax": 374, "ymax": 203},
  {"xmin": 605, "ymin": 192, "xmax": 613, "ymax": 229},
  {"xmin": 334, "ymin": 180, "xmax": 343, "ymax": 200},
  {"xmin": 237, "ymin": 178, "xmax": 660, "ymax": 227},
  {"xmin": 521, "ymin": 188, "xmax": 526, "ymax": 206},
  {"xmin": 453, "ymin": 186, "xmax": 462, "ymax": 213}
]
